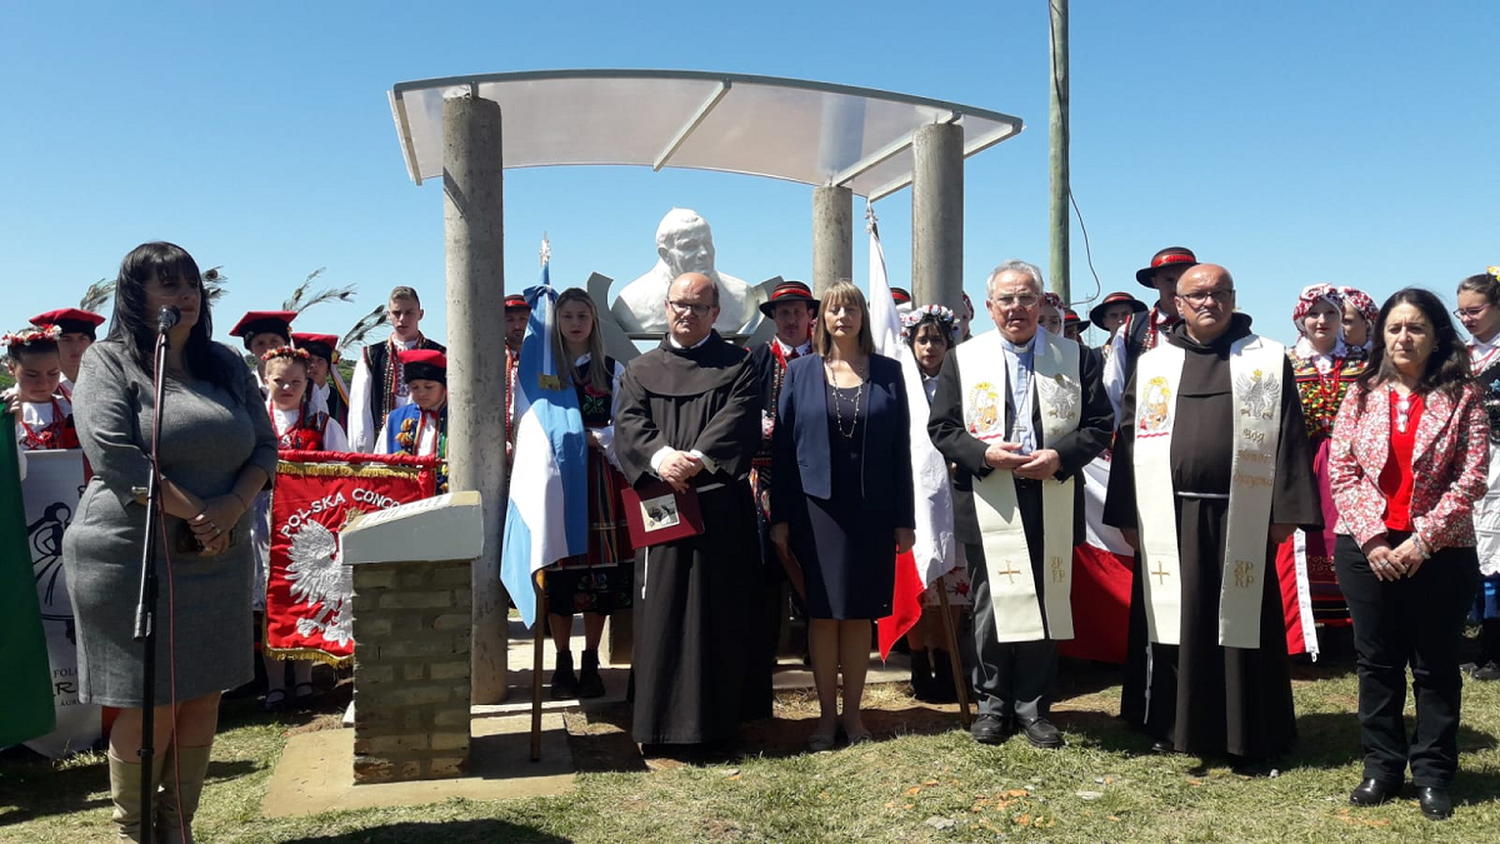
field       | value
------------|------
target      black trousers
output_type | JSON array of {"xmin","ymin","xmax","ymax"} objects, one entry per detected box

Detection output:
[{"xmin": 1335, "ymin": 535, "xmax": 1479, "ymax": 788}]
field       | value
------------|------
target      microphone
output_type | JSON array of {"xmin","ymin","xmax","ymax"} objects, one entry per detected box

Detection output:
[{"xmin": 157, "ymin": 306, "xmax": 181, "ymax": 333}]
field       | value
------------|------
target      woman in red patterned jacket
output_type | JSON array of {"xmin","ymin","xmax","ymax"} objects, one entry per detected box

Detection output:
[{"xmin": 1328, "ymin": 288, "xmax": 1488, "ymax": 821}]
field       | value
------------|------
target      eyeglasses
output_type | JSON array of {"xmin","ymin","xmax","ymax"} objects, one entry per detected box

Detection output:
[
  {"xmin": 990, "ymin": 294, "xmax": 1039, "ymax": 309},
  {"xmin": 1176, "ymin": 289, "xmax": 1235, "ymax": 307},
  {"xmin": 667, "ymin": 299, "xmax": 714, "ymax": 317},
  {"xmin": 1454, "ymin": 303, "xmax": 1491, "ymax": 319}
]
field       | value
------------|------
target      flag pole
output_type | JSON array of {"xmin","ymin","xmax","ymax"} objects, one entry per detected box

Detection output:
[
  {"xmin": 934, "ymin": 585, "xmax": 971, "ymax": 727},
  {"xmin": 530, "ymin": 573, "xmax": 546, "ymax": 761}
]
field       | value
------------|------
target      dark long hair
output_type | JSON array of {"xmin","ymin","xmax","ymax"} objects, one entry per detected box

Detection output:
[
  {"xmin": 108, "ymin": 241, "xmax": 239, "ymax": 395},
  {"xmin": 1355, "ymin": 287, "xmax": 1471, "ymax": 408}
]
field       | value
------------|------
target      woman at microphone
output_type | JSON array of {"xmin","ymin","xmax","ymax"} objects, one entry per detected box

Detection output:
[{"xmin": 63, "ymin": 242, "xmax": 277, "ymax": 842}]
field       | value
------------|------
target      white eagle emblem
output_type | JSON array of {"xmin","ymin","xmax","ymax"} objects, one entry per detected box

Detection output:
[
  {"xmin": 1236, "ymin": 368, "xmax": 1280, "ymax": 419},
  {"xmin": 1037, "ymin": 372, "xmax": 1080, "ymax": 422},
  {"xmin": 286, "ymin": 520, "xmax": 354, "ymax": 646}
]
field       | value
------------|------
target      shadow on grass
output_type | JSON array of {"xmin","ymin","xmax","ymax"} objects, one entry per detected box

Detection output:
[{"xmin": 281, "ymin": 819, "xmax": 569, "ymax": 843}]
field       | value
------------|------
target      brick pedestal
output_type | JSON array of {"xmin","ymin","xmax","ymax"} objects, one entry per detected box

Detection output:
[{"xmin": 350, "ymin": 558, "xmax": 473, "ymax": 783}]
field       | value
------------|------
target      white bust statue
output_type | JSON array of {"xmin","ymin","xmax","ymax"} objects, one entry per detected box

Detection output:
[{"xmin": 611, "ymin": 208, "xmax": 765, "ymax": 335}]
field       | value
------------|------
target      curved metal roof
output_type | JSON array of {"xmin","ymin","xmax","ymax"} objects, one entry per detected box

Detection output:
[{"xmin": 389, "ymin": 69, "xmax": 1024, "ymax": 200}]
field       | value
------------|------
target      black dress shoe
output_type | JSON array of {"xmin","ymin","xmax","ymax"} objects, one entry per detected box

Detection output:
[
  {"xmin": 1417, "ymin": 787, "xmax": 1453, "ymax": 820},
  {"xmin": 1018, "ymin": 717, "xmax": 1064, "ymax": 749},
  {"xmin": 970, "ymin": 714, "xmax": 1014, "ymax": 745},
  {"xmin": 1349, "ymin": 778, "xmax": 1399, "ymax": 806},
  {"xmin": 1150, "ymin": 738, "xmax": 1176, "ymax": 754}
]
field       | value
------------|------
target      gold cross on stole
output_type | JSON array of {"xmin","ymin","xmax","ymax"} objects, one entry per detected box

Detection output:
[
  {"xmin": 995, "ymin": 561, "xmax": 1023, "ymax": 584},
  {"xmin": 1151, "ymin": 562, "xmax": 1171, "ymax": 585}
]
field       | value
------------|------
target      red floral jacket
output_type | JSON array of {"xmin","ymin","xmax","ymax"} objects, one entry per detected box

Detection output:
[{"xmin": 1328, "ymin": 381, "xmax": 1490, "ymax": 551}]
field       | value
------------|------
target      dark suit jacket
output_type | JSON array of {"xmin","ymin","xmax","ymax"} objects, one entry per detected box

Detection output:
[
  {"xmin": 927, "ymin": 332, "xmax": 1113, "ymax": 546},
  {"xmin": 769, "ymin": 353, "xmax": 915, "ymax": 530}
]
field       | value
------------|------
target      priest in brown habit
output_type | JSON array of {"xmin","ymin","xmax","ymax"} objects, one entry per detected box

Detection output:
[
  {"xmin": 1104, "ymin": 263, "xmax": 1321, "ymax": 765},
  {"xmin": 614, "ymin": 272, "xmax": 765, "ymax": 750}
]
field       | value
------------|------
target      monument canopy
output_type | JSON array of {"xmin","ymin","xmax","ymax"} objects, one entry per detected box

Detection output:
[{"xmin": 389, "ymin": 70, "xmax": 1024, "ymax": 201}]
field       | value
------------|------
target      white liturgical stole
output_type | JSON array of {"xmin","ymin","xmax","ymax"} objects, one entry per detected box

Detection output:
[
  {"xmin": 1131, "ymin": 333, "xmax": 1284, "ymax": 649},
  {"xmin": 955, "ymin": 329, "xmax": 1080, "ymax": 643}
]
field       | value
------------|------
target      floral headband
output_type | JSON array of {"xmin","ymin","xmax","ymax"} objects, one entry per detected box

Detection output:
[
  {"xmin": 261, "ymin": 346, "xmax": 311, "ymax": 363},
  {"xmin": 901, "ymin": 304, "xmax": 958, "ymax": 342},
  {"xmin": 1489, "ymin": 266, "xmax": 1500, "ymax": 282},
  {"xmin": 1291, "ymin": 283, "xmax": 1344, "ymax": 332},
  {"xmin": 1337, "ymin": 286, "xmax": 1378, "ymax": 324},
  {"xmin": 3, "ymin": 324, "xmax": 62, "ymax": 349},
  {"xmin": 1042, "ymin": 291, "xmax": 1064, "ymax": 310}
]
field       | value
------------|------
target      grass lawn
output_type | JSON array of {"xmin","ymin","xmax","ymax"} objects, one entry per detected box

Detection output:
[{"xmin": 4, "ymin": 636, "xmax": 1500, "ymax": 843}]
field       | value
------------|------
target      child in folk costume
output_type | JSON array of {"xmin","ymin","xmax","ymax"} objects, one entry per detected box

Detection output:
[
  {"xmin": 29, "ymin": 307, "xmax": 105, "ymax": 399},
  {"xmin": 1275, "ymin": 285, "xmax": 1367, "ymax": 647},
  {"xmin": 544, "ymin": 288, "xmax": 633, "ymax": 699},
  {"xmin": 376, "ymin": 349, "xmax": 449, "ymax": 493},
  {"xmin": 228, "ymin": 311, "xmax": 298, "ymax": 395},
  {"xmin": 5, "ymin": 325, "xmax": 79, "ymax": 458},
  {"xmin": 291, "ymin": 332, "xmax": 351, "ymax": 430},
  {"xmin": 901, "ymin": 305, "xmax": 971, "ymax": 703},
  {"xmin": 258, "ymin": 347, "xmax": 350, "ymax": 710},
  {"xmin": 1456, "ymin": 267, "xmax": 1500, "ymax": 680}
]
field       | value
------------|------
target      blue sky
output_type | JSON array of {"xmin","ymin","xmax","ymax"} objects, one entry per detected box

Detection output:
[{"xmin": 4, "ymin": 1, "xmax": 1495, "ymax": 349}]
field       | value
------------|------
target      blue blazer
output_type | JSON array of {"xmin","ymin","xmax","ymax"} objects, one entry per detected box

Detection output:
[{"xmin": 769, "ymin": 352, "xmax": 915, "ymax": 529}]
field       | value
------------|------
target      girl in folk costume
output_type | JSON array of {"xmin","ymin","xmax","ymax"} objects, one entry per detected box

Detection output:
[
  {"xmin": 258, "ymin": 347, "xmax": 349, "ymax": 710},
  {"xmin": 376, "ymin": 348, "xmax": 449, "ymax": 493},
  {"xmin": 543, "ymin": 287, "xmax": 633, "ymax": 699},
  {"xmin": 4, "ymin": 325, "xmax": 80, "ymax": 453},
  {"xmin": 29, "ymin": 307, "xmax": 105, "ymax": 399},
  {"xmin": 291, "ymin": 332, "xmax": 351, "ymax": 430},
  {"xmin": 1275, "ymin": 285, "xmax": 1368, "ymax": 649},
  {"xmin": 901, "ymin": 305, "xmax": 971, "ymax": 704},
  {"xmin": 1341, "ymin": 286, "xmax": 1379, "ymax": 360},
  {"xmin": 1455, "ymin": 267, "xmax": 1500, "ymax": 680}
]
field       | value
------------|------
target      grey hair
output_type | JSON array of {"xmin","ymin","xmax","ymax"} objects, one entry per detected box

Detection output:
[{"xmin": 985, "ymin": 260, "xmax": 1045, "ymax": 298}]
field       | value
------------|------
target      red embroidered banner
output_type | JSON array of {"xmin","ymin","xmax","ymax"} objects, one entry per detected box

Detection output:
[{"xmin": 266, "ymin": 451, "xmax": 437, "ymax": 662}]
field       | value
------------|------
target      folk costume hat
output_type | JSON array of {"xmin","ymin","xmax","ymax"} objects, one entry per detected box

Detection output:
[
  {"xmin": 1135, "ymin": 246, "xmax": 1198, "ymax": 288},
  {"xmin": 1291, "ymin": 283, "xmax": 1344, "ymax": 334},
  {"xmin": 1338, "ymin": 286, "xmax": 1379, "ymax": 325},
  {"xmin": 758, "ymin": 278, "xmax": 818, "ymax": 318},
  {"xmin": 1087, "ymin": 291, "xmax": 1148, "ymax": 327},
  {"xmin": 398, "ymin": 348, "xmax": 447, "ymax": 384},
  {"xmin": 1064, "ymin": 308, "xmax": 1089, "ymax": 332},
  {"xmin": 291, "ymin": 332, "xmax": 341, "ymax": 364},
  {"xmin": 504, "ymin": 293, "xmax": 531, "ymax": 311},
  {"xmin": 30, "ymin": 308, "xmax": 105, "ymax": 339},
  {"xmin": 890, "ymin": 287, "xmax": 913, "ymax": 305},
  {"xmin": 229, "ymin": 310, "xmax": 298, "ymax": 350}
]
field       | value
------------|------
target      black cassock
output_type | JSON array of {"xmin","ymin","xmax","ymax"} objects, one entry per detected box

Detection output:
[
  {"xmin": 615, "ymin": 332, "xmax": 765, "ymax": 745},
  {"xmin": 1104, "ymin": 315, "xmax": 1321, "ymax": 760}
]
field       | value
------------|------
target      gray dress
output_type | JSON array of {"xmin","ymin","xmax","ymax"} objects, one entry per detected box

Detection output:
[{"xmin": 62, "ymin": 339, "xmax": 278, "ymax": 707}]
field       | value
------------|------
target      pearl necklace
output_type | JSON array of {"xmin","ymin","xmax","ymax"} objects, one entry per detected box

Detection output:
[{"xmin": 827, "ymin": 359, "xmax": 867, "ymax": 440}]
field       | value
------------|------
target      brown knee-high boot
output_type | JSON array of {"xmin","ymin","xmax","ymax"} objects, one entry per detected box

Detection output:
[
  {"xmin": 109, "ymin": 751, "xmax": 166, "ymax": 841},
  {"xmin": 155, "ymin": 744, "xmax": 213, "ymax": 844}
]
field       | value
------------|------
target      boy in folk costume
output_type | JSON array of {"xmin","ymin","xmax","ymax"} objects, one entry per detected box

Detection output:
[
  {"xmin": 228, "ymin": 310, "xmax": 298, "ymax": 395},
  {"xmin": 377, "ymin": 349, "xmax": 450, "ymax": 493},
  {"xmin": 348, "ymin": 287, "xmax": 446, "ymax": 453},
  {"xmin": 29, "ymin": 308, "xmax": 105, "ymax": 399},
  {"xmin": 5, "ymin": 325, "xmax": 79, "ymax": 454},
  {"xmin": 290, "ymin": 332, "xmax": 351, "ymax": 430},
  {"xmin": 258, "ymin": 346, "xmax": 349, "ymax": 710}
]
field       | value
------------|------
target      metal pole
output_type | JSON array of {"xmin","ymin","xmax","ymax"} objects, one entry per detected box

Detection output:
[
  {"xmin": 531, "ymin": 577, "xmax": 546, "ymax": 761},
  {"xmin": 443, "ymin": 93, "xmax": 509, "ymax": 704},
  {"xmin": 911, "ymin": 122, "xmax": 965, "ymax": 313},
  {"xmin": 1048, "ymin": 0, "xmax": 1071, "ymax": 302},
  {"xmin": 812, "ymin": 185, "xmax": 853, "ymax": 296}
]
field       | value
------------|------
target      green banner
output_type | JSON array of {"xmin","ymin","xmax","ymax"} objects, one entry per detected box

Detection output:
[{"xmin": 0, "ymin": 430, "xmax": 56, "ymax": 747}]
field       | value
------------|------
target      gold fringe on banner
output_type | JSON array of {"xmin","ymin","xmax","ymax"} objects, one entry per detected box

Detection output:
[{"xmin": 277, "ymin": 459, "xmax": 429, "ymax": 480}]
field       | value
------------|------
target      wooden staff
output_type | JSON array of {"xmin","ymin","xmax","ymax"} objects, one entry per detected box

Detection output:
[
  {"xmin": 934, "ymin": 582, "xmax": 972, "ymax": 728},
  {"xmin": 530, "ymin": 573, "xmax": 546, "ymax": 762}
]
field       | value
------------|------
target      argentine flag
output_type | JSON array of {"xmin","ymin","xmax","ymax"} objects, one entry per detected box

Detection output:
[{"xmin": 500, "ymin": 257, "xmax": 589, "ymax": 627}]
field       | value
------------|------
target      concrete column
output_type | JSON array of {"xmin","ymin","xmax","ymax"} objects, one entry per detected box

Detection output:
[
  {"xmin": 811, "ymin": 185, "xmax": 853, "ymax": 296},
  {"xmin": 911, "ymin": 123, "xmax": 964, "ymax": 313},
  {"xmin": 443, "ymin": 94, "xmax": 508, "ymax": 705}
]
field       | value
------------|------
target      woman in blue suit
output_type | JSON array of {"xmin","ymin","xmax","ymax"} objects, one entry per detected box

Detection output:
[{"xmin": 771, "ymin": 280, "xmax": 915, "ymax": 751}]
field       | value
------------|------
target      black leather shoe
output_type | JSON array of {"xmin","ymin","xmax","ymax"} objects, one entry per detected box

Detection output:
[
  {"xmin": 1417, "ymin": 787, "xmax": 1453, "ymax": 820},
  {"xmin": 1150, "ymin": 739, "xmax": 1176, "ymax": 755},
  {"xmin": 1019, "ymin": 717, "xmax": 1064, "ymax": 749},
  {"xmin": 969, "ymin": 714, "xmax": 1014, "ymax": 745},
  {"xmin": 1349, "ymin": 778, "xmax": 1399, "ymax": 806}
]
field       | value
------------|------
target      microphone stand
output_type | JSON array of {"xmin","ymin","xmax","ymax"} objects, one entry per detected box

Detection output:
[{"xmin": 133, "ymin": 326, "xmax": 173, "ymax": 844}]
